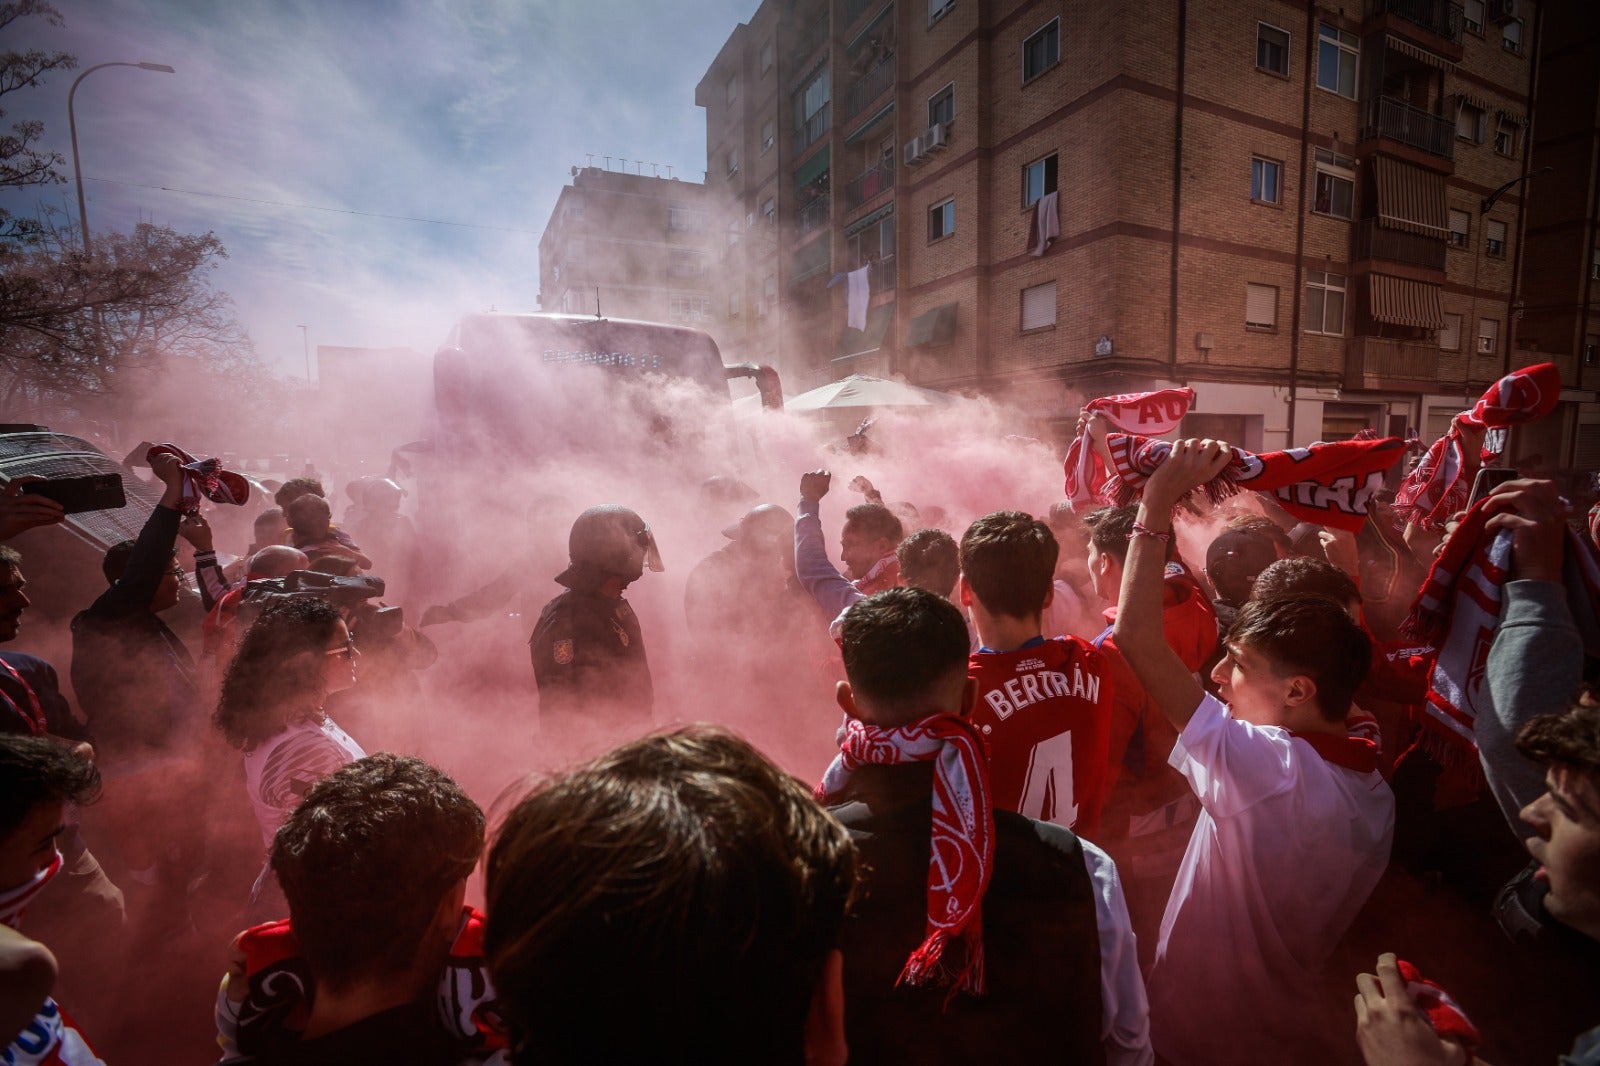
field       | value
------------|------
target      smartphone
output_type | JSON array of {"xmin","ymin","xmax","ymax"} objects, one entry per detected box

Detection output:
[
  {"xmin": 21, "ymin": 473, "xmax": 127, "ymax": 515},
  {"xmin": 1467, "ymin": 467, "xmax": 1517, "ymax": 508}
]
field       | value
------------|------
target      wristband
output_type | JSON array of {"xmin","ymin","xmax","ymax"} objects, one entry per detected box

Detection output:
[{"xmin": 1130, "ymin": 522, "xmax": 1171, "ymax": 543}]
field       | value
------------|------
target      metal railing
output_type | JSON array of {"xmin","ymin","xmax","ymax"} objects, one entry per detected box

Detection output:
[
  {"xmin": 1371, "ymin": 0, "xmax": 1463, "ymax": 43},
  {"xmin": 843, "ymin": 57, "xmax": 894, "ymax": 122},
  {"xmin": 1354, "ymin": 218, "xmax": 1447, "ymax": 270},
  {"xmin": 796, "ymin": 194, "xmax": 832, "ymax": 238},
  {"xmin": 843, "ymin": 159, "xmax": 894, "ymax": 210},
  {"xmin": 842, "ymin": 0, "xmax": 888, "ymax": 28},
  {"xmin": 794, "ymin": 102, "xmax": 831, "ymax": 154},
  {"xmin": 1346, "ymin": 336, "xmax": 1439, "ymax": 384},
  {"xmin": 1359, "ymin": 96, "xmax": 1455, "ymax": 160},
  {"xmin": 870, "ymin": 253, "xmax": 895, "ymax": 291}
]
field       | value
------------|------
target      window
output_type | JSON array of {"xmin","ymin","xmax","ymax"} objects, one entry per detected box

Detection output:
[
  {"xmin": 1245, "ymin": 283, "xmax": 1278, "ymax": 330},
  {"xmin": 795, "ymin": 65, "xmax": 830, "ymax": 126},
  {"xmin": 761, "ymin": 274, "xmax": 777, "ymax": 315},
  {"xmin": 1463, "ymin": 0, "xmax": 1484, "ymax": 33},
  {"xmin": 928, "ymin": 198, "xmax": 955, "ymax": 240},
  {"xmin": 1316, "ymin": 24, "xmax": 1358, "ymax": 99},
  {"xmin": 1440, "ymin": 313, "xmax": 1463, "ymax": 351},
  {"xmin": 668, "ymin": 207, "xmax": 708, "ymax": 232},
  {"xmin": 1257, "ymin": 23, "xmax": 1290, "ymax": 76},
  {"xmin": 729, "ymin": 291, "xmax": 742, "ymax": 317},
  {"xmin": 564, "ymin": 202, "xmax": 586, "ymax": 223},
  {"xmin": 928, "ymin": 0, "xmax": 954, "ymax": 25},
  {"xmin": 1023, "ymin": 19, "xmax": 1060, "ymax": 82},
  {"xmin": 726, "ymin": 147, "xmax": 740, "ymax": 175},
  {"xmin": 761, "ymin": 40, "xmax": 774, "ymax": 73},
  {"xmin": 1485, "ymin": 218, "xmax": 1507, "ymax": 258},
  {"xmin": 670, "ymin": 251, "xmax": 707, "ymax": 278},
  {"xmin": 1312, "ymin": 149, "xmax": 1354, "ymax": 219},
  {"xmin": 1586, "ymin": 333, "xmax": 1600, "ymax": 366},
  {"xmin": 1251, "ymin": 157, "xmax": 1282, "ymax": 205},
  {"xmin": 670, "ymin": 295, "xmax": 712, "ymax": 322},
  {"xmin": 727, "ymin": 219, "xmax": 741, "ymax": 246},
  {"xmin": 1304, "ymin": 271, "xmax": 1345, "ymax": 335},
  {"xmin": 761, "ymin": 119, "xmax": 775, "ymax": 153},
  {"xmin": 726, "ymin": 74, "xmax": 738, "ymax": 103},
  {"xmin": 1494, "ymin": 116, "xmax": 1516, "ymax": 156},
  {"xmin": 928, "ymin": 84, "xmax": 954, "ymax": 127},
  {"xmin": 1023, "ymin": 154, "xmax": 1059, "ymax": 208},
  {"xmin": 761, "ymin": 197, "xmax": 775, "ymax": 224},
  {"xmin": 1021, "ymin": 281, "xmax": 1057, "ymax": 330},
  {"xmin": 1448, "ymin": 209, "xmax": 1470, "ymax": 248},
  {"xmin": 1457, "ymin": 102, "xmax": 1486, "ymax": 144},
  {"xmin": 1502, "ymin": 20, "xmax": 1523, "ymax": 54},
  {"xmin": 848, "ymin": 213, "xmax": 895, "ymax": 268},
  {"xmin": 1478, "ymin": 318, "xmax": 1499, "ymax": 354}
]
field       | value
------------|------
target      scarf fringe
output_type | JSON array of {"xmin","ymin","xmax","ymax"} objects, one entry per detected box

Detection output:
[{"xmin": 896, "ymin": 929, "xmax": 987, "ymax": 1005}]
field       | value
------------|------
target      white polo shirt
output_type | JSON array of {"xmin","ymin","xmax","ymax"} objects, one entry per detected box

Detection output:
[{"xmin": 1147, "ymin": 692, "xmax": 1394, "ymax": 1064}]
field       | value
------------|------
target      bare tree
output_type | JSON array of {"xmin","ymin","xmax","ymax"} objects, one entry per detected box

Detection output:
[{"xmin": 0, "ymin": 1, "xmax": 76, "ymax": 243}]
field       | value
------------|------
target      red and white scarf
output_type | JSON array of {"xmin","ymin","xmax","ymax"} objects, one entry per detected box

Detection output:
[
  {"xmin": 1396, "ymin": 959, "xmax": 1481, "ymax": 1051},
  {"xmin": 1063, "ymin": 388, "xmax": 1195, "ymax": 509},
  {"xmin": 1, "ymin": 853, "xmax": 106, "ymax": 1066},
  {"xmin": 146, "ymin": 443, "xmax": 251, "ymax": 516},
  {"xmin": 1, "ymin": 850, "xmax": 62, "ymax": 931},
  {"xmin": 217, "ymin": 906, "xmax": 507, "ymax": 1060},
  {"xmin": 1405, "ymin": 500, "xmax": 1600, "ymax": 759},
  {"xmin": 1104, "ymin": 435, "xmax": 1407, "ymax": 532},
  {"xmin": 0, "ymin": 657, "xmax": 46, "ymax": 735},
  {"xmin": 1394, "ymin": 363, "xmax": 1561, "ymax": 529},
  {"xmin": 852, "ymin": 553, "xmax": 902, "ymax": 597},
  {"xmin": 816, "ymin": 714, "xmax": 994, "ymax": 998}
]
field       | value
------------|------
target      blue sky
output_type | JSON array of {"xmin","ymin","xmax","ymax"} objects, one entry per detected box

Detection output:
[{"xmin": 6, "ymin": 0, "xmax": 753, "ymax": 377}]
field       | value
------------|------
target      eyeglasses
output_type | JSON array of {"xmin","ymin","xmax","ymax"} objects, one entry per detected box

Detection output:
[{"xmin": 324, "ymin": 641, "xmax": 357, "ymax": 661}]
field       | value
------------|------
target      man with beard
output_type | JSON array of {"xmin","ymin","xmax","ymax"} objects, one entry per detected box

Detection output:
[{"xmin": 530, "ymin": 505, "xmax": 662, "ymax": 732}]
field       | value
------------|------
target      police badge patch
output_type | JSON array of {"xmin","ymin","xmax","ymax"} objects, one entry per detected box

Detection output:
[{"xmin": 553, "ymin": 639, "xmax": 574, "ymax": 665}]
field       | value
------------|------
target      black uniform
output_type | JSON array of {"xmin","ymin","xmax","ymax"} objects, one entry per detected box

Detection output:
[{"xmin": 530, "ymin": 565, "xmax": 653, "ymax": 728}]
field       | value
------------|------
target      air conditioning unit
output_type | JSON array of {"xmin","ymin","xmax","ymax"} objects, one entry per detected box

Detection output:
[
  {"xmin": 1488, "ymin": 0, "xmax": 1518, "ymax": 22},
  {"xmin": 903, "ymin": 136, "xmax": 927, "ymax": 166},
  {"xmin": 1478, "ymin": 336, "xmax": 1496, "ymax": 354},
  {"xmin": 925, "ymin": 122, "xmax": 950, "ymax": 152}
]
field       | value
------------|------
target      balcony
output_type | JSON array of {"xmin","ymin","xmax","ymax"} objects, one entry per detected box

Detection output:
[
  {"xmin": 1369, "ymin": 0, "xmax": 1463, "ymax": 45},
  {"xmin": 797, "ymin": 194, "xmax": 832, "ymax": 238},
  {"xmin": 1354, "ymin": 218, "xmax": 1446, "ymax": 271},
  {"xmin": 842, "ymin": 0, "xmax": 888, "ymax": 28},
  {"xmin": 1344, "ymin": 335, "xmax": 1439, "ymax": 391},
  {"xmin": 795, "ymin": 102, "xmax": 831, "ymax": 154},
  {"xmin": 843, "ymin": 57, "xmax": 894, "ymax": 123},
  {"xmin": 791, "ymin": 15, "xmax": 829, "ymax": 65},
  {"xmin": 1359, "ymin": 97, "xmax": 1455, "ymax": 162},
  {"xmin": 843, "ymin": 159, "xmax": 894, "ymax": 211},
  {"xmin": 870, "ymin": 254, "xmax": 895, "ymax": 291}
]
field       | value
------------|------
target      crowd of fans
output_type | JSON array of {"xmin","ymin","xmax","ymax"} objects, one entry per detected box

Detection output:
[{"xmin": 0, "ymin": 392, "xmax": 1596, "ymax": 1065}]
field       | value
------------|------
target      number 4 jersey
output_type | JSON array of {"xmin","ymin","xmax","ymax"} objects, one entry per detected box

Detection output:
[{"xmin": 967, "ymin": 637, "xmax": 1114, "ymax": 837}]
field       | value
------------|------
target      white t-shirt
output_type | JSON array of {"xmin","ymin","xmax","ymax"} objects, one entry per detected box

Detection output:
[
  {"xmin": 243, "ymin": 717, "xmax": 366, "ymax": 847},
  {"xmin": 1147, "ymin": 693, "xmax": 1393, "ymax": 1064}
]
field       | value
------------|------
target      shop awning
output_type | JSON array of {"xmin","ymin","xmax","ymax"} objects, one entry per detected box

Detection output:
[
  {"xmin": 836, "ymin": 302, "xmax": 894, "ymax": 359},
  {"xmin": 1374, "ymin": 157, "xmax": 1448, "ymax": 237},
  {"xmin": 1369, "ymin": 274, "xmax": 1445, "ymax": 329},
  {"xmin": 907, "ymin": 303, "xmax": 957, "ymax": 347}
]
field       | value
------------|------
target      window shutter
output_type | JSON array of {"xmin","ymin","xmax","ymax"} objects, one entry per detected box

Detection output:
[
  {"xmin": 1246, "ymin": 283, "xmax": 1277, "ymax": 327},
  {"xmin": 1021, "ymin": 282, "xmax": 1057, "ymax": 330}
]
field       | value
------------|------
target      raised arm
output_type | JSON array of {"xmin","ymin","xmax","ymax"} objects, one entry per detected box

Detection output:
[
  {"xmin": 1112, "ymin": 439, "xmax": 1233, "ymax": 731},
  {"xmin": 88, "ymin": 451, "xmax": 186, "ymax": 616},
  {"xmin": 794, "ymin": 469, "xmax": 862, "ymax": 620}
]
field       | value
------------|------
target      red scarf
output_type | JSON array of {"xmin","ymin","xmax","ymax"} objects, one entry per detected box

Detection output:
[
  {"xmin": 0, "ymin": 850, "xmax": 61, "ymax": 931},
  {"xmin": 1405, "ymin": 499, "xmax": 1600, "ymax": 760},
  {"xmin": 0, "ymin": 658, "xmax": 46, "ymax": 734},
  {"xmin": 220, "ymin": 906, "xmax": 507, "ymax": 1057},
  {"xmin": 146, "ymin": 443, "xmax": 251, "ymax": 515},
  {"xmin": 1063, "ymin": 388, "xmax": 1195, "ymax": 509},
  {"xmin": 1105, "ymin": 435, "xmax": 1406, "ymax": 532},
  {"xmin": 1394, "ymin": 363, "xmax": 1561, "ymax": 529},
  {"xmin": 816, "ymin": 714, "xmax": 994, "ymax": 999},
  {"xmin": 1396, "ymin": 959, "xmax": 1481, "ymax": 1051},
  {"xmin": 852, "ymin": 554, "xmax": 902, "ymax": 597}
]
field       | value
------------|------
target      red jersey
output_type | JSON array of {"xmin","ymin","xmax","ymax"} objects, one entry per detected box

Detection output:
[{"xmin": 967, "ymin": 636, "xmax": 1114, "ymax": 836}]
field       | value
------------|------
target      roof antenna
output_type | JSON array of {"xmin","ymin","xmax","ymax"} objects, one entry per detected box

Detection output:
[
  {"xmin": 594, "ymin": 287, "xmax": 602, "ymax": 319},
  {"xmin": 585, "ymin": 153, "xmax": 594, "ymax": 168},
  {"xmin": 650, "ymin": 162, "xmax": 660, "ymax": 177},
  {"xmin": 666, "ymin": 164, "xmax": 674, "ymax": 179},
  {"xmin": 603, "ymin": 155, "xmax": 612, "ymax": 170}
]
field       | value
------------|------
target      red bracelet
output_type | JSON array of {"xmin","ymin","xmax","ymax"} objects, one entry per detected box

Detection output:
[{"xmin": 1130, "ymin": 522, "xmax": 1171, "ymax": 543}]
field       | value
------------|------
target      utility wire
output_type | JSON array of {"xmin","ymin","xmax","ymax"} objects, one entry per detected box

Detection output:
[{"xmin": 83, "ymin": 175, "xmax": 544, "ymax": 236}]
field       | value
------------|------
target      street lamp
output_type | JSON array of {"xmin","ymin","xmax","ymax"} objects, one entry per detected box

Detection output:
[
  {"xmin": 1480, "ymin": 165, "xmax": 1553, "ymax": 216},
  {"xmin": 68, "ymin": 61, "xmax": 176, "ymax": 257},
  {"xmin": 298, "ymin": 324, "xmax": 312, "ymax": 384}
]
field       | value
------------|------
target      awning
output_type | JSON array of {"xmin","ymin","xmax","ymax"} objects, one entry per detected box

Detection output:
[
  {"xmin": 908, "ymin": 303, "xmax": 957, "ymax": 347},
  {"xmin": 795, "ymin": 146, "xmax": 831, "ymax": 189},
  {"xmin": 1374, "ymin": 156, "xmax": 1448, "ymax": 237},
  {"xmin": 845, "ymin": 202, "xmax": 894, "ymax": 235},
  {"xmin": 1497, "ymin": 109, "xmax": 1528, "ymax": 127},
  {"xmin": 1452, "ymin": 90, "xmax": 1494, "ymax": 112},
  {"xmin": 836, "ymin": 302, "xmax": 894, "ymax": 359},
  {"xmin": 1369, "ymin": 274, "xmax": 1445, "ymax": 329},
  {"xmin": 1386, "ymin": 36, "xmax": 1455, "ymax": 71},
  {"xmin": 844, "ymin": 102, "xmax": 894, "ymax": 143}
]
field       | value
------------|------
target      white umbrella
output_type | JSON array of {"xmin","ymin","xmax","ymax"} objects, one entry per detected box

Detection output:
[{"xmin": 753, "ymin": 373, "xmax": 956, "ymax": 412}]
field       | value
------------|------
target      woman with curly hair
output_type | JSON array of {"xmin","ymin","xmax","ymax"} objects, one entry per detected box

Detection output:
[{"xmin": 215, "ymin": 597, "xmax": 366, "ymax": 916}]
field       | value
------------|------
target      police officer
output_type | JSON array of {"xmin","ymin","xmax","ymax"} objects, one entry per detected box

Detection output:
[{"xmin": 530, "ymin": 505, "xmax": 662, "ymax": 731}]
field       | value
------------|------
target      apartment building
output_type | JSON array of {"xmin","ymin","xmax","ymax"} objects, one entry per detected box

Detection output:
[
  {"xmin": 1522, "ymin": 0, "xmax": 1600, "ymax": 472},
  {"xmin": 698, "ymin": 0, "xmax": 1579, "ymax": 458},
  {"xmin": 536, "ymin": 166, "xmax": 718, "ymax": 331}
]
